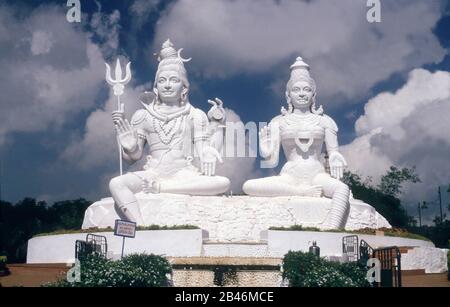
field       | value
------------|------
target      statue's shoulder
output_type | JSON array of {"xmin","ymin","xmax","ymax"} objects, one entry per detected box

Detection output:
[
  {"xmin": 270, "ymin": 115, "xmax": 284, "ymax": 125},
  {"xmin": 131, "ymin": 108, "xmax": 149, "ymax": 125},
  {"xmin": 189, "ymin": 105, "xmax": 208, "ymax": 122},
  {"xmin": 320, "ymin": 114, "xmax": 338, "ymax": 132}
]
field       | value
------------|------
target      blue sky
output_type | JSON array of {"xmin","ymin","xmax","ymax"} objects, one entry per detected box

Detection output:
[{"xmin": 0, "ymin": 0, "xmax": 449, "ymax": 222}]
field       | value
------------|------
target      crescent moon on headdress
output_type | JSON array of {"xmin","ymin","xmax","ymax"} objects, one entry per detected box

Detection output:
[{"xmin": 178, "ymin": 48, "xmax": 192, "ymax": 62}]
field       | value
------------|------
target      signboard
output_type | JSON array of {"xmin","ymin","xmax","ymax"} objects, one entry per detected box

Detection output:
[{"xmin": 114, "ymin": 219, "xmax": 136, "ymax": 238}]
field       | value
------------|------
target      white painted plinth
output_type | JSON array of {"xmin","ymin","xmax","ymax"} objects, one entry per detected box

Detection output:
[
  {"xmin": 265, "ymin": 230, "xmax": 447, "ymax": 273},
  {"xmin": 402, "ymin": 247, "xmax": 449, "ymax": 274},
  {"xmin": 265, "ymin": 230, "xmax": 435, "ymax": 258},
  {"xmin": 82, "ymin": 194, "xmax": 391, "ymax": 241},
  {"xmin": 26, "ymin": 229, "xmax": 206, "ymax": 264},
  {"xmin": 26, "ymin": 229, "xmax": 447, "ymax": 273}
]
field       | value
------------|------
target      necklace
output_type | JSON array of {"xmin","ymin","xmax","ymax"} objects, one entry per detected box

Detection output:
[
  {"xmin": 142, "ymin": 102, "xmax": 191, "ymax": 122},
  {"xmin": 152, "ymin": 116, "xmax": 183, "ymax": 145}
]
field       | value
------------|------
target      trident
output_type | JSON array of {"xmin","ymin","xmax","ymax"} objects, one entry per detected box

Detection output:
[{"xmin": 105, "ymin": 59, "xmax": 132, "ymax": 176}]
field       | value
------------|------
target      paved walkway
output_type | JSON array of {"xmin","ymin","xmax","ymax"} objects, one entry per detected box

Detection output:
[
  {"xmin": 1, "ymin": 264, "xmax": 449, "ymax": 287},
  {"xmin": 402, "ymin": 273, "xmax": 450, "ymax": 287},
  {"xmin": 0, "ymin": 264, "xmax": 68, "ymax": 287}
]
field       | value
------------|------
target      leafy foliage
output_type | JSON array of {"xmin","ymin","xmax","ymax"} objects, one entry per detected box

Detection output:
[
  {"xmin": 0, "ymin": 256, "xmax": 7, "ymax": 271},
  {"xmin": 47, "ymin": 253, "xmax": 172, "ymax": 287},
  {"xmin": 343, "ymin": 172, "xmax": 410, "ymax": 228},
  {"xmin": 0, "ymin": 198, "xmax": 91, "ymax": 262},
  {"xmin": 282, "ymin": 251, "xmax": 370, "ymax": 287},
  {"xmin": 406, "ymin": 221, "xmax": 450, "ymax": 248},
  {"xmin": 378, "ymin": 166, "xmax": 421, "ymax": 198}
]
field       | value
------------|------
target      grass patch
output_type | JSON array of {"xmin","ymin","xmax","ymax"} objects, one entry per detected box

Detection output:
[
  {"xmin": 33, "ymin": 224, "xmax": 199, "ymax": 237},
  {"xmin": 268, "ymin": 225, "xmax": 431, "ymax": 241}
]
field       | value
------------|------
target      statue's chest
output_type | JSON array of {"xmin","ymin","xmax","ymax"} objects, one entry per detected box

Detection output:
[
  {"xmin": 144, "ymin": 115, "xmax": 189, "ymax": 146},
  {"xmin": 279, "ymin": 115, "xmax": 325, "ymax": 153}
]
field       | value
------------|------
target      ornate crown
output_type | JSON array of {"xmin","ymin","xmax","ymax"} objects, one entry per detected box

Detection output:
[
  {"xmin": 289, "ymin": 56, "xmax": 311, "ymax": 81},
  {"xmin": 156, "ymin": 39, "xmax": 191, "ymax": 63}
]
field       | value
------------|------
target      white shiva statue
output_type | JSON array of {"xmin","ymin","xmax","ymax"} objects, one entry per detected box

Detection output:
[
  {"xmin": 243, "ymin": 57, "xmax": 350, "ymax": 229},
  {"xmin": 109, "ymin": 39, "xmax": 230, "ymax": 224}
]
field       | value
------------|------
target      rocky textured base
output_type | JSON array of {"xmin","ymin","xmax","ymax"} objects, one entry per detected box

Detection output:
[{"xmin": 82, "ymin": 193, "xmax": 391, "ymax": 241}]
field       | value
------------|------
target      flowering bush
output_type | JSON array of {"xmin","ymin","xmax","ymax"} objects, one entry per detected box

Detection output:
[
  {"xmin": 282, "ymin": 251, "xmax": 370, "ymax": 287},
  {"xmin": 48, "ymin": 253, "xmax": 172, "ymax": 287}
]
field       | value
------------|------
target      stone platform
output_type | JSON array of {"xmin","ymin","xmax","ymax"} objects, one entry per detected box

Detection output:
[
  {"xmin": 26, "ymin": 229, "xmax": 448, "ymax": 274},
  {"xmin": 82, "ymin": 193, "xmax": 391, "ymax": 241}
]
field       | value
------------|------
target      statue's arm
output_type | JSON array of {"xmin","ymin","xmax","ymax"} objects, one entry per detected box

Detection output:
[
  {"xmin": 207, "ymin": 99, "xmax": 226, "ymax": 153},
  {"xmin": 322, "ymin": 115, "xmax": 347, "ymax": 179},
  {"xmin": 322, "ymin": 115, "xmax": 340, "ymax": 154}
]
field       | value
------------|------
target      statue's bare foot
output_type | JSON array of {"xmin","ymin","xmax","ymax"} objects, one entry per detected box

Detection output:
[{"xmin": 142, "ymin": 179, "xmax": 160, "ymax": 194}]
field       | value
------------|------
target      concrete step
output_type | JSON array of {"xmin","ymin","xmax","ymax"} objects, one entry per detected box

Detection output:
[
  {"xmin": 168, "ymin": 257, "xmax": 283, "ymax": 287},
  {"xmin": 202, "ymin": 241, "xmax": 270, "ymax": 258}
]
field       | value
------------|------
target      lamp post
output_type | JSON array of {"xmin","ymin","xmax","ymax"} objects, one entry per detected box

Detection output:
[
  {"xmin": 418, "ymin": 201, "xmax": 428, "ymax": 228},
  {"xmin": 438, "ymin": 186, "xmax": 443, "ymax": 223},
  {"xmin": 447, "ymin": 184, "xmax": 450, "ymax": 212}
]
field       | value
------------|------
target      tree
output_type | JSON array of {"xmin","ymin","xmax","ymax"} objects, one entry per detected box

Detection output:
[
  {"xmin": 1, "ymin": 198, "xmax": 91, "ymax": 263},
  {"xmin": 343, "ymin": 169, "xmax": 412, "ymax": 228},
  {"xmin": 378, "ymin": 166, "xmax": 421, "ymax": 198}
]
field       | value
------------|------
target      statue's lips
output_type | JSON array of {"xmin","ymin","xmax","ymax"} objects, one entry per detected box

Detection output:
[{"xmin": 294, "ymin": 99, "xmax": 310, "ymax": 104}]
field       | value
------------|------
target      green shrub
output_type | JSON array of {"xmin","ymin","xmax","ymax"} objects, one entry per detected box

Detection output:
[
  {"xmin": 0, "ymin": 256, "xmax": 7, "ymax": 271},
  {"xmin": 47, "ymin": 253, "xmax": 172, "ymax": 287},
  {"xmin": 282, "ymin": 251, "xmax": 370, "ymax": 287}
]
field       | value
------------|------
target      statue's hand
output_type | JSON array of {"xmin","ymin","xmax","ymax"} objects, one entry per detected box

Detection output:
[
  {"xmin": 207, "ymin": 98, "xmax": 226, "ymax": 122},
  {"xmin": 200, "ymin": 146, "xmax": 223, "ymax": 176},
  {"xmin": 259, "ymin": 125, "xmax": 274, "ymax": 158},
  {"xmin": 112, "ymin": 109, "xmax": 138, "ymax": 153},
  {"xmin": 329, "ymin": 151, "xmax": 347, "ymax": 180}
]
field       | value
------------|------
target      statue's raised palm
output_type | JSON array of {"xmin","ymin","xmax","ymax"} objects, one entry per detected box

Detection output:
[
  {"xmin": 112, "ymin": 109, "xmax": 138, "ymax": 152},
  {"xmin": 259, "ymin": 125, "xmax": 274, "ymax": 158}
]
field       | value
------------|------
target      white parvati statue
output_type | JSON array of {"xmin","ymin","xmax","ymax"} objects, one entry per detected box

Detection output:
[
  {"xmin": 243, "ymin": 57, "xmax": 350, "ymax": 229},
  {"xmin": 109, "ymin": 39, "xmax": 230, "ymax": 224}
]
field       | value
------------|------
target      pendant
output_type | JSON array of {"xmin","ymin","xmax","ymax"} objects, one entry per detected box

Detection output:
[{"xmin": 295, "ymin": 137, "xmax": 314, "ymax": 153}]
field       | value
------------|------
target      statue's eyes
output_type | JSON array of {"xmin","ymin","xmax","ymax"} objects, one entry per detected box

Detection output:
[
  {"xmin": 158, "ymin": 78, "xmax": 166, "ymax": 83},
  {"xmin": 170, "ymin": 78, "xmax": 180, "ymax": 83},
  {"xmin": 292, "ymin": 87, "xmax": 300, "ymax": 92},
  {"xmin": 304, "ymin": 87, "xmax": 312, "ymax": 92}
]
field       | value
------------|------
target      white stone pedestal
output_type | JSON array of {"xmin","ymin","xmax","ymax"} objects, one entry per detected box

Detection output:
[{"xmin": 82, "ymin": 193, "xmax": 391, "ymax": 241}]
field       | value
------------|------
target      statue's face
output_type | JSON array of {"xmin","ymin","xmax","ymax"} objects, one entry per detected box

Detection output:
[
  {"xmin": 156, "ymin": 69, "xmax": 185, "ymax": 104},
  {"xmin": 289, "ymin": 80, "xmax": 314, "ymax": 109}
]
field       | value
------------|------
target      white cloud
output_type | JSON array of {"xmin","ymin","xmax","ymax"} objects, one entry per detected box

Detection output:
[
  {"xmin": 216, "ymin": 108, "xmax": 262, "ymax": 194},
  {"xmin": 30, "ymin": 30, "xmax": 53, "ymax": 55},
  {"xmin": 152, "ymin": 0, "xmax": 445, "ymax": 102},
  {"xmin": 341, "ymin": 69, "xmax": 450, "ymax": 217},
  {"xmin": 0, "ymin": 5, "xmax": 107, "ymax": 143},
  {"xmin": 89, "ymin": 9, "xmax": 121, "ymax": 55},
  {"xmin": 130, "ymin": 0, "xmax": 160, "ymax": 27}
]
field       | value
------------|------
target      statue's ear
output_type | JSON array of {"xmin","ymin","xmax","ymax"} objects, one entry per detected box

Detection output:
[{"xmin": 181, "ymin": 87, "xmax": 189, "ymax": 101}]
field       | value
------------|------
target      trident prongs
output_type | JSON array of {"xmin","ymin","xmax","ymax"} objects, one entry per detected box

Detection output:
[{"xmin": 105, "ymin": 59, "xmax": 132, "ymax": 98}]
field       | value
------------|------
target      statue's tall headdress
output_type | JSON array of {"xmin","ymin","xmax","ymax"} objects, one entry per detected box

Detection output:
[
  {"xmin": 284, "ymin": 56, "xmax": 323, "ymax": 115},
  {"xmin": 153, "ymin": 39, "xmax": 192, "ymax": 104}
]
